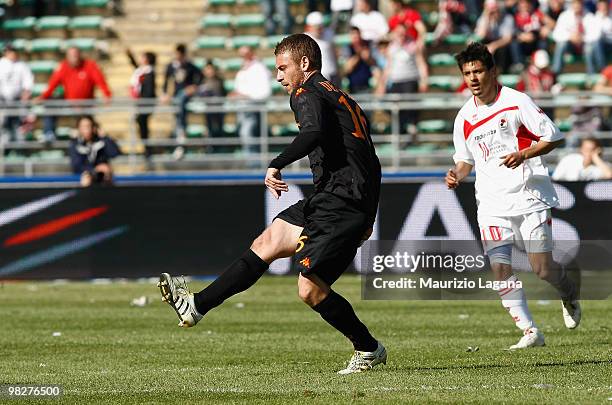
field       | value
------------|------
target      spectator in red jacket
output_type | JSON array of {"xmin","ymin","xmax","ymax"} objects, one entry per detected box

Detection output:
[
  {"xmin": 388, "ymin": 0, "xmax": 426, "ymax": 44},
  {"xmin": 37, "ymin": 47, "xmax": 112, "ymax": 141}
]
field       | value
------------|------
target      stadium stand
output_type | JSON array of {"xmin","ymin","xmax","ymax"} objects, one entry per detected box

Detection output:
[{"xmin": 0, "ymin": 0, "xmax": 611, "ymax": 176}]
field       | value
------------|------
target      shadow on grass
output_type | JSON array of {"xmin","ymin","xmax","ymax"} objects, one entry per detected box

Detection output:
[{"xmin": 400, "ymin": 358, "xmax": 612, "ymax": 372}]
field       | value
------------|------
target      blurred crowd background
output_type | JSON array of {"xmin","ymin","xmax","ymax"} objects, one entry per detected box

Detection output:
[{"xmin": 1, "ymin": 0, "xmax": 611, "ymax": 183}]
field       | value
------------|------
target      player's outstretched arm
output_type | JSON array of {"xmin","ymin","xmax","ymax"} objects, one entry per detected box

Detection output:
[
  {"xmin": 446, "ymin": 161, "xmax": 473, "ymax": 189},
  {"xmin": 499, "ymin": 139, "xmax": 563, "ymax": 169}
]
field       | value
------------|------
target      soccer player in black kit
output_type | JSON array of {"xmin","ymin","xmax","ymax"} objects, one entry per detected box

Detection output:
[{"xmin": 158, "ymin": 33, "xmax": 386, "ymax": 374}]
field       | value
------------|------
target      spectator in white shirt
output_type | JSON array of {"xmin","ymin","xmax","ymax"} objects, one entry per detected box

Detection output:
[
  {"xmin": 304, "ymin": 11, "xmax": 340, "ymax": 86},
  {"xmin": 595, "ymin": 0, "xmax": 612, "ymax": 54},
  {"xmin": 231, "ymin": 46, "xmax": 272, "ymax": 156},
  {"xmin": 551, "ymin": 0, "xmax": 603, "ymax": 74},
  {"xmin": 553, "ymin": 137, "xmax": 612, "ymax": 180},
  {"xmin": 0, "ymin": 45, "xmax": 33, "ymax": 142},
  {"xmin": 350, "ymin": 0, "xmax": 389, "ymax": 43}
]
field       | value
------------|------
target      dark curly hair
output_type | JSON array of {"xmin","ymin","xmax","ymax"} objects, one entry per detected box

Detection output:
[{"xmin": 455, "ymin": 42, "xmax": 495, "ymax": 71}]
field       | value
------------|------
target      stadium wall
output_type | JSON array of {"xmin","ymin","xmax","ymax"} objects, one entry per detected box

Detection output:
[{"xmin": 0, "ymin": 181, "xmax": 610, "ymax": 280}]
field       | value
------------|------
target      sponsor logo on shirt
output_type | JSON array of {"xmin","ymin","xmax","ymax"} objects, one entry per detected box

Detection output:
[{"xmin": 474, "ymin": 129, "xmax": 496, "ymax": 141}]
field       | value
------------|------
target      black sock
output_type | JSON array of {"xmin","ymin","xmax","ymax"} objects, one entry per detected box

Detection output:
[
  {"xmin": 312, "ymin": 290, "xmax": 378, "ymax": 352},
  {"xmin": 194, "ymin": 249, "xmax": 268, "ymax": 315},
  {"xmin": 548, "ymin": 267, "xmax": 578, "ymax": 301}
]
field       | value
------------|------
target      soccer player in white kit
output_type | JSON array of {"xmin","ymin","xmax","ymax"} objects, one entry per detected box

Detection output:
[{"xmin": 445, "ymin": 42, "xmax": 581, "ymax": 349}]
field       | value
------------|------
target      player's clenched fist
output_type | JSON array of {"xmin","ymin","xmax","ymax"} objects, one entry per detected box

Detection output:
[
  {"xmin": 445, "ymin": 168, "xmax": 460, "ymax": 189},
  {"xmin": 264, "ymin": 167, "xmax": 289, "ymax": 199}
]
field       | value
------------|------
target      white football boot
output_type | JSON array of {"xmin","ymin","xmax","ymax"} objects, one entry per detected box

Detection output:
[
  {"xmin": 509, "ymin": 327, "xmax": 545, "ymax": 350},
  {"xmin": 158, "ymin": 273, "xmax": 203, "ymax": 328},
  {"xmin": 561, "ymin": 300, "xmax": 581, "ymax": 329},
  {"xmin": 337, "ymin": 342, "xmax": 387, "ymax": 375}
]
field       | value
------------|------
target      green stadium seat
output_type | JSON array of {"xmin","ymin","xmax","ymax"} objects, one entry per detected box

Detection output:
[
  {"xmin": 499, "ymin": 74, "xmax": 519, "ymax": 88},
  {"xmin": 265, "ymin": 35, "xmax": 286, "ymax": 48},
  {"xmin": 334, "ymin": 34, "xmax": 350, "ymax": 47},
  {"xmin": 221, "ymin": 57, "xmax": 243, "ymax": 71},
  {"xmin": 232, "ymin": 14, "xmax": 265, "ymax": 28},
  {"xmin": 55, "ymin": 126, "xmax": 73, "ymax": 140},
  {"xmin": 193, "ymin": 58, "xmax": 206, "ymax": 70},
  {"xmin": 229, "ymin": 35, "xmax": 261, "ymax": 48},
  {"xmin": 36, "ymin": 16, "xmax": 70, "ymax": 30},
  {"xmin": 444, "ymin": 33, "xmax": 470, "ymax": 45},
  {"xmin": 223, "ymin": 123, "xmax": 238, "ymax": 136},
  {"xmin": 428, "ymin": 53, "xmax": 456, "ymax": 67},
  {"xmin": 65, "ymin": 38, "xmax": 96, "ymax": 51},
  {"xmin": 417, "ymin": 120, "xmax": 451, "ymax": 133},
  {"xmin": 557, "ymin": 73, "xmax": 587, "ymax": 88},
  {"xmin": 3, "ymin": 17, "xmax": 36, "ymax": 31},
  {"xmin": 263, "ymin": 56, "xmax": 277, "ymax": 70},
  {"xmin": 556, "ymin": 120, "xmax": 572, "ymax": 132},
  {"xmin": 30, "ymin": 38, "xmax": 62, "ymax": 53},
  {"xmin": 196, "ymin": 36, "xmax": 227, "ymax": 49},
  {"xmin": 28, "ymin": 60, "xmax": 58, "ymax": 74},
  {"xmin": 10, "ymin": 39, "xmax": 29, "ymax": 52},
  {"xmin": 240, "ymin": 0, "xmax": 260, "ymax": 4},
  {"xmin": 201, "ymin": 14, "xmax": 232, "ymax": 28},
  {"xmin": 428, "ymin": 75, "xmax": 461, "ymax": 91},
  {"xmin": 32, "ymin": 83, "xmax": 64, "ymax": 97},
  {"xmin": 424, "ymin": 32, "xmax": 436, "ymax": 45},
  {"xmin": 224, "ymin": 79, "xmax": 235, "ymax": 92},
  {"xmin": 76, "ymin": 0, "xmax": 109, "ymax": 7},
  {"xmin": 69, "ymin": 16, "xmax": 104, "ymax": 29},
  {"xmin": 405, "ymin": 143, "xmax": 437, "ymax": 153},
  {"xmin": 271, "ymin": 81, "xmax": 283, "ymax": 92},
  {"xmin": 210, "ymin": 0, "xmax": 236, "ymax": 5},
  {"xmin": 186, "ymin": 124, "xmax": 205, "ymax": 138}
]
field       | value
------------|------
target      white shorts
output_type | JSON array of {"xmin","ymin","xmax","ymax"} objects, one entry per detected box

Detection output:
[{"xmin": 478, "ymin": 209, "xmax": 553, "ymax": 254}]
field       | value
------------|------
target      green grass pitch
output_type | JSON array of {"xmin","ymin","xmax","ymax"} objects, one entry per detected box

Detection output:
[{"xmin": 1, "ymin": 276, "xmax": 611, "ymax": 404}]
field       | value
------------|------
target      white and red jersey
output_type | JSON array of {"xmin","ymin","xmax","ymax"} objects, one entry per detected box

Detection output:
[{"xmin": 452, "ymin": 85, "xmax": 563, "ymax": 217}]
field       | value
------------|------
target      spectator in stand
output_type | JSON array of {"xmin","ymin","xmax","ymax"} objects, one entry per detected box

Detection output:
[
  {"xmin": 261, "ymin": 0, "xmax": 292, "ymax": 35},
  {"xmin": 198, "ymin": 61, "xmax": 227, "ymax": 147},
  {"xmin": 161, "ymin": 44, "xmax": 202, "ymax": 160},
  {"xmin": 432, "ymin": 0, "xmax": 473, "ymax": 45},
  {"xmin": 594, "ymin": 0, "xmax": 612, "ymax": 54},
  {"xmin": 553, "ymin": 137, "xmax": 612, "ymax": 180},
  {"xmin": 37, "ymin": 47, "xmax": 112, "ymax": 142},
  {"xmin": 330, "ymin": 0, "xmax": 354, "ymax": 32},
  {"xmin": 0, "ymin": 45, "xmax": 33, "ymax": 142},
  {"xmin": 231, "ymin": 46, "xmax": 271, "ymax": 157},
  {"xmin": 350, "ymin": 0, "xmax": 389, "ymax": 43},
  {"xmin": 551, "ymin": 0, "xmax": 603, "ymax": 75},
  {"xmin": 304, "ymin": 11, "xmax": 340, "ymax": 86},
  {"xmin": 388, "ymin": 0, "xmax": 426, "ymax": 44},
  {"xmin": 343, "ymin": 26, "xmax": 377, "ymax": 93},
  {"xmin": 513, "ymin": 0, "xmax": 547, "ymax": 67},
  {"xmin": 595, "ymin": 0, "xmax": 612, "ymax": 55},
  {"xmin": 541, "ymin": 0, "xmax": 565, "ymax": 39},
  {"xmin": 376, "ymin": 23, "xmax": 428, "ymax": 140},
  {"xmin": 516, "ymin": 49, "xmax": 558, "ymax": 118},
  {"xmin": 69, "ymin": 115, "xmax": 120, "ymax": 187},
  {"xmin": 475, "ymin": 0, "xmax": 517, "ymax": 73},
  {"xmin": 594, "ymin": 62, "xmax": 612, "ymax": 94},
  {"xmin": 127, "ymin": 48, "xmax": 156, "ymax": 163}
]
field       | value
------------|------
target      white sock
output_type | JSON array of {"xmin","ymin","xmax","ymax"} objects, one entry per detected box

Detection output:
[{"xmin": 496, "ymin": 275, "xmax": 535, "ymax": 331}]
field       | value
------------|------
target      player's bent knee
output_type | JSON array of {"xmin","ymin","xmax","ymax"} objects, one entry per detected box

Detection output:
[{"xmin": 297, "ymin": 277, "xmax": 328, "ymax": 307}]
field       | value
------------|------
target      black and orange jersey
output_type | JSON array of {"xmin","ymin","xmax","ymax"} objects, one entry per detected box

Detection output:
[{"xmin": 269, "ymin": 72, "xmax": 381, "ymax": 221}]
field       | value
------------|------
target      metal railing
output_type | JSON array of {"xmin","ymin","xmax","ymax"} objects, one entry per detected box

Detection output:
[{"xmin": 1, "ymin": 91, "xmax": 611, "ymax": 175}]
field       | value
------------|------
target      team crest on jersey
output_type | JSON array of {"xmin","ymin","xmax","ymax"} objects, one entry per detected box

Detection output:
[
  {"xmin": 295, "ymin": 87, "xmax": 306, "ymax": 97},
  {"xmin": 499, "ymin": 118, "xmax": 508, "ymax": 131}
]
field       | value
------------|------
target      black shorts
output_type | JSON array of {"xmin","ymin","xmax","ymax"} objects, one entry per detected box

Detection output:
[{"xmin": 275, "ymin": 192, "xmax": 369, "ymax": 285}]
